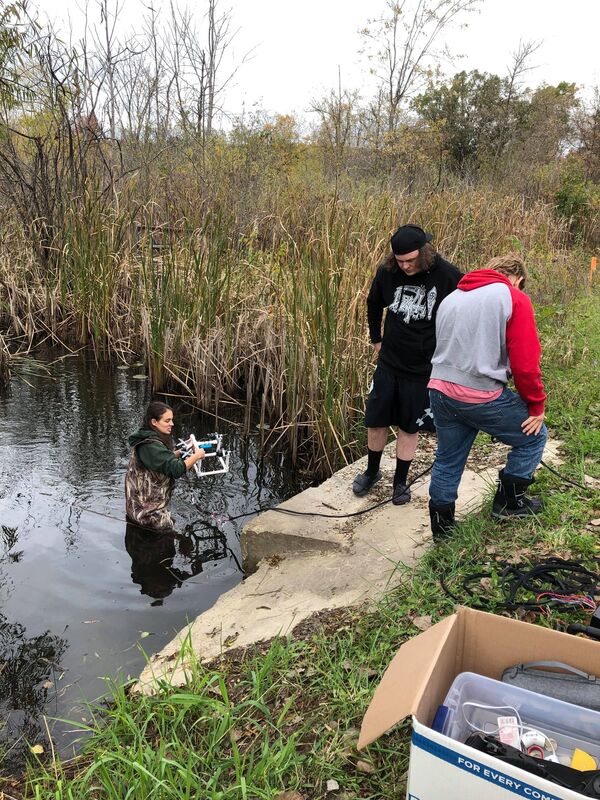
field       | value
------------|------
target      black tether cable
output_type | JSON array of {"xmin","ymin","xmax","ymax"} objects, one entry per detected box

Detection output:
[
  {"xmin": 212, "ymin": 457, "xmax": 595, "ymax": 525},
  {"xmin": 268, "ymin": 463, "xmax": 433, "ymax": 519},
  {"xmin": 540, "ymin": 459, "xmax": 588, "ymax": 490},
  {"xmin": 211, "ymin": 464, "xmax": 432, "ymax": 522},
  {"xmin": 440, "ymin": 557, "xmax": 600, "ymax": 612}
]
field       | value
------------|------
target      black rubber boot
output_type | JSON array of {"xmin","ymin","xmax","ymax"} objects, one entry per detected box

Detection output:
[
  {"xmin": 392, "ymin": 482, "xmax": 411, "ymax": 505},
  {"xmin": 352, "ymin": 470, "xmax": 382, "ymax": 496},
  {"xmin": 429, "ymin": 501, "xmax": 455, "ymax": 543},
  {"xmin": 492, "ymin": 470, "xmax": 543, "ymax": 518}
]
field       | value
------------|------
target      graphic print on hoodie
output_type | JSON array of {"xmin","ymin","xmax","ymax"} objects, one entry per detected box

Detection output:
[
  {"xmin": 389, "ymin": 284, "xmax": 437, "ymax": 323},
  {"xmin": 367, "ymin": 254, "xmax": 462, "ymax": 380}
]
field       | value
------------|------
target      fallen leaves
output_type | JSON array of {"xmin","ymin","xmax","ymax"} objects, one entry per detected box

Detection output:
[
  {"xmin": 285, "ymin": 665, "xmax": 317, "ymax": 679},
  {"xmin": 357, "ymin": 666, "xmax": 378, "ymax": 680},
  {"xmin": 504, "ymin": 547, "xmax": 539, "ymax": 564},
  {"xmin": 341, "ymin": 727, "xmax": 360, "ymax": 742},
  {"xmin": 411, "ymin": 615, "xmax": 432, "ymax": 631},
  {"xmin": 356, "ymin": 759, "xmax": 375, "ymax": 774}
]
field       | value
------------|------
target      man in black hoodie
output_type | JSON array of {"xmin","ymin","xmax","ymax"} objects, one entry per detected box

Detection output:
[{"xmin": 353, "ymin": 225, "xmax": 461, "ymax": 504}]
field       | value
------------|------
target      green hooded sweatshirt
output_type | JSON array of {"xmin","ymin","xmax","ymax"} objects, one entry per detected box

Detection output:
[{"xmin": 128, "ymin": 428, "xmax": 186, "ymax": 479}]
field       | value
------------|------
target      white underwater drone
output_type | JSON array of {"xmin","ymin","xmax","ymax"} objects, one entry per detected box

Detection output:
[{"xmin": 176, "ymin": 433, "xmax": 231, "ymax": 477}]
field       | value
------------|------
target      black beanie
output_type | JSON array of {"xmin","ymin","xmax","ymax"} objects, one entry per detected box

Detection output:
[{"xmin": 390, "ymin": 224, "xmax": 433, "ymax": 255}]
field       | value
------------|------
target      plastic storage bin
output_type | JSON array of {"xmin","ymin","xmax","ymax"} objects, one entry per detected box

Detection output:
[{"xmin": 440, "ymin": 671, "xmax": 600, "ymax": 767}]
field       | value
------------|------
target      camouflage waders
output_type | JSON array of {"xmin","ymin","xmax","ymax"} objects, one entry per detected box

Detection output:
[{"xmin": 125, "ymin": 440, "xmax": 176, "ymax": 531}]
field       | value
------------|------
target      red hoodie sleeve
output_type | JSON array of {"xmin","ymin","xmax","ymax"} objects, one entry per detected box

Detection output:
[{"xmin": 506, "ymin": 288, "xmax": 546, "ymax": 415}]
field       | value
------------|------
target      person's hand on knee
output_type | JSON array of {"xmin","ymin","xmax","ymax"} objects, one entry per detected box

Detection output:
[{"xmin": 521, "ymin": 414, "xmax": 544, "ymax": 436}]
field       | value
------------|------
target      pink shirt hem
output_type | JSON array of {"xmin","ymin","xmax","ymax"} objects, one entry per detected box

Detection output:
[{"xmin": 428, "ymin": 379, "xmax": 503, "ymax": 404}]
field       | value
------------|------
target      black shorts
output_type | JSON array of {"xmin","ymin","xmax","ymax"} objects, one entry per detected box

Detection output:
[{"xmin": 364, "ymin": 365, "xmax": 435, "ymax": 433}]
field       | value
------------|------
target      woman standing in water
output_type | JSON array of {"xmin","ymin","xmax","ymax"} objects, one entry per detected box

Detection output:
[{"xmin": 125, "ymin": 401, "xmax": 205, "ymax": 531}]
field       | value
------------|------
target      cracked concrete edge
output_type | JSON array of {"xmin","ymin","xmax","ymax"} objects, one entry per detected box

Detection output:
[
  {"xmin": 240, "ymin": 445, "xmax": 403, "ymax": 574},
  {"xmin": 134, "ymin": 470, "xmax": 470, "ymax": 694},
  {"xmin": 240, "ymin": 438, "xmax": 562, "ymax": 573},
  {"xmin": 241, "ymin": 528, "xmax": 346, "ymax": 575},
  {"xmin": 134, "ymin": 437, "xmax": 563, "ymax": 694}
]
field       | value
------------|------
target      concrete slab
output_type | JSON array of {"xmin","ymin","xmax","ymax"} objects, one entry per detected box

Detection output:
[
  {"xmin": 240, "ymin": 486, "xmax": 352, "ymax": 575},
  {"xmin": 136, "ymin": 437, "xmax": 562, "ymax": 693}
]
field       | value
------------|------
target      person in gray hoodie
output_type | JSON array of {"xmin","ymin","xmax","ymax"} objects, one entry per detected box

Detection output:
[
  {"xmin": 427, "ymin": 255, "xmax": 547, "ymax": 542},
  {"xmin": 125, "ymin": 401, "xmax": 205, "ymax": 531}
]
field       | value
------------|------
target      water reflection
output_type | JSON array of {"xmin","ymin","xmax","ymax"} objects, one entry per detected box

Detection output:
[
  {"xmin": 0, "ymin": 353, "xmax": 306, "ymax": 770},
  {"xmin": 0, "ymin": 613, "xmax": 67, "ymax": 769},
  {"xmin": 125, "ymin": 523, "xmax": 229, "ymax": 604}
]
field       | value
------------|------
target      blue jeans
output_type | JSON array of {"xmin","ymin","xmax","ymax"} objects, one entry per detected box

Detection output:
[{"xmin": 429, "ymin": 388, "xmax": 548, "ymax": 506}]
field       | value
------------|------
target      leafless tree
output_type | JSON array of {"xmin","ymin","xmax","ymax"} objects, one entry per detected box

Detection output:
[
  {"xmin": 0, "ymin": 0, "xmax": 248, "ymax": 272},
  {"xmin": 164, "ymin": 0, "xmax": 242, "ymax": 143},
  {"xmin": 90, "ymin": 0, "xmax": 146, "ymax": 139},
  {"xmin": 489, "ymin": 38, "xmax": 542, "ymax": 174},
  {"xmin": 0, "ymin": 8, "xmax": 129, "ymax": 271},
  {"xmin": 361, "ymin": 0, "xmax": 480, "ymax": 135},
  {"xmin": 573, "ymin": 87, "xmax": 600, "ymax": 182},
  {"xmin": 311, "ymin": 69, "xmax": 362, "ymax": 180}
]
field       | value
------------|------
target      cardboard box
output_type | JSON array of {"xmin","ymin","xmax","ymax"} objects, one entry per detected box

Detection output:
[{"xmin": 358, "ymin": 607, "xmax": 600, "ymax": 800}]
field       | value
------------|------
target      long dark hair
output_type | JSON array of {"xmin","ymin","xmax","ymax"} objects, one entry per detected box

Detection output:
[
  {"xmin": 142, "ymin": 401, "xmax": 174, "ymax": 449},
  {"xmin": 383, "ymin": 242, "xmax": 436, "ymax": 273}
]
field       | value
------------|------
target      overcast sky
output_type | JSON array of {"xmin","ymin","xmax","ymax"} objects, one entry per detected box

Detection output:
[{"xmin": 45, "ymin": 0, "xmax": 600, "ymax": 121}]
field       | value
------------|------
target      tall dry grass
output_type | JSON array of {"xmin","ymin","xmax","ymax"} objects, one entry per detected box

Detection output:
[
  {"xmin": 0, "ymin": 182, "xmax": 590, "ymax": 473},
  {"xmin": 0, "ymin": 334, "xmax": 9, "ymax": 388}
]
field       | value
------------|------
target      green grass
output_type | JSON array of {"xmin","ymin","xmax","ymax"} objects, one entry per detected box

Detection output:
[{"xmin": 9, "ymin": 300, "xmax": 600, "ymax": 799}]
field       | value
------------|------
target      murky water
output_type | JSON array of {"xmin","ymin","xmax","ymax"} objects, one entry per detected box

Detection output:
[{"xmin": 0, "ymin": 354, "xmax": 305, "ymax": 770}]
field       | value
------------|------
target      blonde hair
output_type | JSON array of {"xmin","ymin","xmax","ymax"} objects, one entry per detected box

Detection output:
[{"xmin": 484, "ymin": 254, "xmax": 527, "ymax": 284}]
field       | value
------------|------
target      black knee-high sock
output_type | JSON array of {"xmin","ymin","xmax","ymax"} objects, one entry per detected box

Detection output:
[
  {"xmin": 366, "ymin": 448, "xmax": 383, "ymax": 477},
  {"xmin": 394, "ymin": 458, "xmax": 411, "ymax": 487}
]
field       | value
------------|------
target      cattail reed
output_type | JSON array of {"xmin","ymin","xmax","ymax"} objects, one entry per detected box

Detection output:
[{"xmin": 0, "ymin": 184, "xmax": 592, "ymax": 474}]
